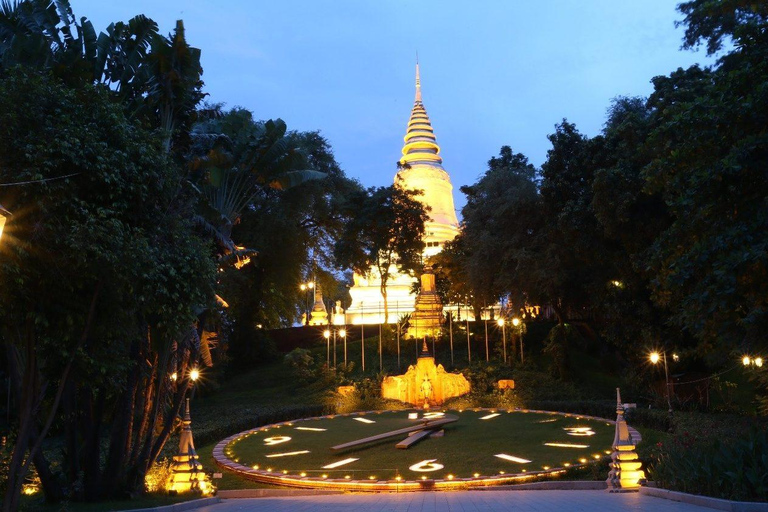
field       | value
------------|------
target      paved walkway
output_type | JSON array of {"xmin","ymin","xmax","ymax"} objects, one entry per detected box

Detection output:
[{"xmin": 191, "ymin": 490, "xmax": 713, "ymax": 511}]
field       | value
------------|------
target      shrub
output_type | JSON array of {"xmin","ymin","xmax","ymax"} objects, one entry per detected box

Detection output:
[
  {"xmin": 648, "ymin": 428, "xmax": 768, "ymax": 502},
  {"xmin": 283, "ymin": 348, "xmax": 316, "ymax": 383}
]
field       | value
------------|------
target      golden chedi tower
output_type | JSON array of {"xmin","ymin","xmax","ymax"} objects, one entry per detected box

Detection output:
[
  {"xmin": 167, "ymin": 398, "xmax": 211, "ymax": 495},
  {"xmin": 382, "ymin": 267, "xmax": 469, "ymax": 406},
  {"xmin": 347, "ymin": 62, "xmax": 460, "ymax": 324},
  {"xmin": 406, "ymin": 265, "xmax": 443, "ymax": 339}
]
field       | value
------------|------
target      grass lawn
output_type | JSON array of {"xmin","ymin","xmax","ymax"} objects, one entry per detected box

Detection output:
[{"xmin": 224, "ymin": 409, "xmax": 615, "ymax": 481}]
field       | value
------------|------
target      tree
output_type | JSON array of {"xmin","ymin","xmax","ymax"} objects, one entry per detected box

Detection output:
[
  {"xmin": 642, "ymin": 1, "xmax": 768, "ymax": 374},
  {"xmin": 334, "ymin": 185, "xmax": 428, "ymax": 323},
  {"xmin": 0, "ymin": 70, "xmax": 215, "ymax": 509},
  {"xmin": 457, "ymin": 147, "xmax": 540, "ymax": 314}
]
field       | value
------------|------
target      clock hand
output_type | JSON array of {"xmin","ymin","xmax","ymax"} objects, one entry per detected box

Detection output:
[{"xmin": 330, "ymin": 415, "xmax": 457, "ymax": 452}]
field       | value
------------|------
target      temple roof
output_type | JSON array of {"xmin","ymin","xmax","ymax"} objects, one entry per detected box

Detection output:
[{"xmin": 400, "ymin": 63, "xmax": 443, "ymax": 167}]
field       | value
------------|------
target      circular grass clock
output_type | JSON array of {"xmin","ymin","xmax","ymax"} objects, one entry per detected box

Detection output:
[{"xmin": 213, "ymin": 408, "xmax": 618, "ymax": 491}]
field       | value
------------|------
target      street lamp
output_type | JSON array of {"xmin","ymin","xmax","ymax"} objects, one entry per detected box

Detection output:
[
  {"xmin": 649, "ymin": 351, "xmax": 673, "ymax": 414},
  {"xmin": 743, "ymin": 355, "xmax": 763, "ymax": 368},
  {"xmin": 0, "ymin": 204, "xmax": 11, "ymax": 243},
  {"xmin": 512, "ymin": 317, "xmax": 521, "ymax": 363},
  {"xmin": 324, "ymin": 327, "xmax": 347, "ymax": 368},
  {"xmin": 300, "ymin": 281, "xmax": 314, "ymax": 325},
  {"xmin": 497, "ymin": 318, "xmax": 506, "ymax": 363}
]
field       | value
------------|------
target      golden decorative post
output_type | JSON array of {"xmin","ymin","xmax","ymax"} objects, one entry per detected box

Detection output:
[
  {"xmin": 607, "ymin": 388, "xmax": 646, "ymax": 491},
  {"xmin": 167, "ymin": 398, "xmax": 211, "ymax": 495}
]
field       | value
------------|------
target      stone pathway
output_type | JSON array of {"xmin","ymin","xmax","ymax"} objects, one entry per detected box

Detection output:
[{"xmin": 190, "ymin": 490, "xmax": 714, "ymax": 511}]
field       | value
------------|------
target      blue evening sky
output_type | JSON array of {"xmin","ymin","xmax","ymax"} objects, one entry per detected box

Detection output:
[{"xmin": 72, "ymin": 0, "xmax": 714, "ymax": 212}]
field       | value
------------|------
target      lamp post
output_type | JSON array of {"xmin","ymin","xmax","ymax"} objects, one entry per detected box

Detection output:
[
  {"xmin": 465, "ymin": 304, "xmax": 471, "ymax": 363},
  {"xmin": 497, "ymin": 318, "xmax": 506, "ymax": 363},
  {"xmin": 512, "ymin": 317, "xmax": 521, "ymax": 363},
  {"xmin": 324, "ymin": 327, "xmax": 348, "ymax": 368},
  {"xmin": 742, "ymin": 355, "xmax": 764, "ymax": 368},
  {"xmin": 484, "ymin": 309, "xmax": 489, "ymax": 362},
  {"xmin": 0, "ymin": 204, "xmax": 11, "ymax": 244},
  {"xmin": 300, "ymin": 281, "xmax": 314, "ymax": 326},
  {"xmin": 323, "ymin": 329, "xmax": 331, "ymax": 367},
  {"xmin": 649, "ymin": 351, "xmax": 673, "ymax": 415}
]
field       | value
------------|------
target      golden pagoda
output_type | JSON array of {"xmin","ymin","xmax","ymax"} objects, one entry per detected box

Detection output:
[
  {"xmin": 347, "ymin": 62, "xmax": 460, "ymax": 324},
  {"xmin": 406, "ymin": 265, "xmax": 443, "ymax": 339},
  {"xmin": 607, "ymin": 388, "xmax": 646, "ymax": 491},
  {"xmin": 167, "ymin": 398, "xmax": 211, "ymax": 495},
  {"xmin": 307, "ymin": 283, "xmax": 329, "ymax": 326}
]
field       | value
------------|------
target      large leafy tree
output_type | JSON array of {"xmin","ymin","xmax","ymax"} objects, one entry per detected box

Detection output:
[
  {"xmin": 191, "ymin": 107, "xmax": 358, "ymax": 367},
  {"xmin": 456, "ymin": 146, "xmax": 540, "ymax": 315},
  {"xmin": 0, "ymin": 70, "xmax": 215, "ymax": 509},
  {"xmin": 0, "ymin": 0, "xmax": 205, "ymax": 152},
  {"xmin": 334, "ymin": 185, "xmax": 428, "ymax": 323},
  {"xmin": 643, "ymin": 1, "xmax": 768, "ymax": 372},
  {"xmin": 0, "ymin": 1, "xmax": 222, "ymax": 506}
]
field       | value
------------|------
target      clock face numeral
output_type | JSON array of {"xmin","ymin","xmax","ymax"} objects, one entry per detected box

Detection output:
[
  {"xmin": 263, "ymin": 436, "xmax": 291, "ymax": 446},
  {"xmin": 564, "ymin": 427, "xmax": 595, "ymax": 436},
  {"xmin": 409, "ymin": 459, "xmax": 444, "ymax": 472}
]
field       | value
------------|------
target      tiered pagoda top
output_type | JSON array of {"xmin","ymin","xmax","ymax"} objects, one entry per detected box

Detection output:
[{"xmin": 399, "ymin": 63, "xmax": 443, "ymax": 168}]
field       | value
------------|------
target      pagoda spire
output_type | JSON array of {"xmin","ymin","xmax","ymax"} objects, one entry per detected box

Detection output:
[
  {"xmin": 415, "ymin": 58, "xmax": 422, "ymax": 103},
  {"xmin": 400, "ymin": 62, "xmax": 442, "ymax": 167}
]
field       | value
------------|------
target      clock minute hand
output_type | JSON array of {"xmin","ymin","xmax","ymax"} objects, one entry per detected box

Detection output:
[{"xmin": 330, "ymin": 415, "xmax": 457, "ymax": 452}]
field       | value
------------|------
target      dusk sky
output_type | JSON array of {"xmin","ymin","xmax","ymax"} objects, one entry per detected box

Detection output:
[{"xmin": 73, "ymin": 0, "xmax": 715, "ymax": 212}]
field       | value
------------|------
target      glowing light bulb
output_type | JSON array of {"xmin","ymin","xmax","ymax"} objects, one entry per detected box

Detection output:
[
  {"xmin": 650, "ymin": 352, "xmax": 660, "ymax": 364},
  {"xmin": 190, "ymin": 368, "xmax": 200, "ymax": 381}
]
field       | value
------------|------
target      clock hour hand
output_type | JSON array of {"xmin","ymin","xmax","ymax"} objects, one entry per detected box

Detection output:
[{"xmin": 330, "ymin": 415, "xmax": 457, "ymax": 452}]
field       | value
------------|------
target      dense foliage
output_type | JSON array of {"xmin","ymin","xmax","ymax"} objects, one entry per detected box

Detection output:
[
  {"xmin": 649, "ymin": 429, "xmax": 768, "ymax": 501},
  {"xmin": 441, "ymin": 0, "xmax": 768, "ymax": 412}
]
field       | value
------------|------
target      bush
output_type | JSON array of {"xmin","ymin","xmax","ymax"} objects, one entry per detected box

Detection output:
[
  {"xmin": 648, "ymin": 428, "xmax": 768, "ymax": 502},
  {"xmin": 323, "ymin": 376, "xmax": 410, "ymax": 414},
  {"xmin": 283, "ymin": 348, "xmax": 316, "ymax": 383},
  {"xmin": 443, "ymin": 389, "xmax": 524, "ymax": 410}
]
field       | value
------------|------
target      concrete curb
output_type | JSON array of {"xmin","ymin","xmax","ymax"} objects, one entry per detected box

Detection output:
[
  {"xmin": 477, "ymin": 480, "xmax": 607, "ymax": 491},
  {"xmin": 640, "ymin": 486, "xmax": 768, "ymax": 511},
  {"xmin": 117, "ymin": 496, "xmax": 220, "ymax": 512},
  {"xmin": 217, "ymin": 489, "xmax": 344, "ymax": 498}
]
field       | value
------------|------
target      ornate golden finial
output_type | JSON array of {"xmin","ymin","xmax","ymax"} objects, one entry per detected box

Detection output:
[{"xmin": 415, "ymin": 59, "xmax": 422, "ymax": 103}]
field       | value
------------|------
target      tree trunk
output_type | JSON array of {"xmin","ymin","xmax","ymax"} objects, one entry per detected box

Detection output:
[
  {"xmin": 82, "ymin": 388, "xmax": 105, "ymax": 500},
  {"xmin": 2, "ymin": 319, "xmax": 37, "ymax": 512},
  {"xmin": 62, "ymin": 378, "xmax": 80, "ymax": 486},
  {"xmin": 103, "ymin": 336, "xmax": 142, "ymax": 496},
  {"xmin": 29, "ymin": 426, "xmax": 63, "ymax": 502},
  {"xmin": 3, "ymin": 283, "xmax": 101, "ymax": 512}
]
